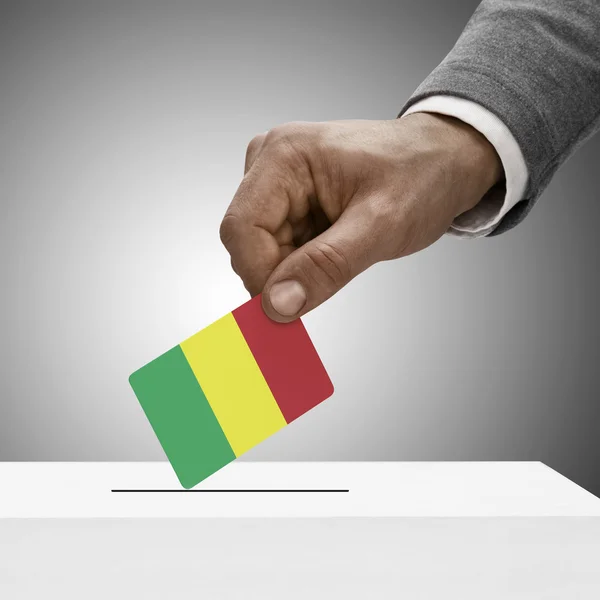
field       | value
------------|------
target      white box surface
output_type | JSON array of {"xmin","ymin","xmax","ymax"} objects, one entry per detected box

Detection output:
[{"xmin": 1, "ymin": 462, "xmax": 599, "ymax": 599}]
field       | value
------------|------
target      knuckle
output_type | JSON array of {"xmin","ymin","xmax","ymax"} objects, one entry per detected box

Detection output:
[
  {"xmin": 245, "ymin": 133, "xmax": 266, "ymax": 164},
  {"xmin": 264, "ymin": 122, "xmax": 311, "ymax": 154},
  {"xmin": 219, "ymin": 213, "xmax": 241, "ymax": 248},
  {"xmin": 303, "ymin": 240, "xmax": 352, "ymax": 287},
  {"xmin": 266, "ymin": 122, "xmax": 300, "ymax": 142},
  {"xmin": 264, "ymin": 124, "xmax": 288, "ymax": 146},
  {"xmin": 261, "ymin": 125, "xmax": 308, "ymax": 173}
]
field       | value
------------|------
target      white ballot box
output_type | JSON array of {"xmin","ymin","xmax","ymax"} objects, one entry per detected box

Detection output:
[{"xmin": 1, "ymin": 462, "xmax": 599, "ymax": 599}]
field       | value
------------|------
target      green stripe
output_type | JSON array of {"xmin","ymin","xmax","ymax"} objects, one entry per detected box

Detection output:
[{"xmin": 129, "ymin": 345, "xmax": 235, "ymax": 488}]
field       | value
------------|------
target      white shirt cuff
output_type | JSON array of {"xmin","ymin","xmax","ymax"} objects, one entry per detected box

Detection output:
[{"xmin": 402, "ymin": 96, "xmax": 529, "ymax": 238}]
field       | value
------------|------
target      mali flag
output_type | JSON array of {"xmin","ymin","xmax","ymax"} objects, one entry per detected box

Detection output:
[{"xmin": 129, "ymin": 295, "xmax": 334, "ymax": 488}]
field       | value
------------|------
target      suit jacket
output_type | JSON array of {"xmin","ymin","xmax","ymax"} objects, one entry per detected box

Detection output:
[{"xmin": 399, "ymin": 0, "xmax": 600, "ymax": 235}]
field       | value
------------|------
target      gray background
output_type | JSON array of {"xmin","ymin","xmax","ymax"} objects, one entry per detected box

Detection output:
[{"xmin": 1, "ymin": 0, "xmax": 599, "ymax": 496}]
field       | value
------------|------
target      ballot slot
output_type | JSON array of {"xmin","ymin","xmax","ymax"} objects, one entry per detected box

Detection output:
[
  {"xmin": 110, "ymin": 488, "xmax": 350, "ymax": 493},
  {"xmin": 2, "ymin": 462, "xmax": 600, "ymax": 519}
]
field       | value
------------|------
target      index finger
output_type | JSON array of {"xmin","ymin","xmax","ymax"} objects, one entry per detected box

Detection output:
[{"xmin": 219, "ymin": 161, "xmax": 292, "ymax": 296}]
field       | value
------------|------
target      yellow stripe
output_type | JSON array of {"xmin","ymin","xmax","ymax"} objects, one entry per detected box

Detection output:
[{"xmin": 180, "ymin": 312, "xmax": 286, "ymax": 457}]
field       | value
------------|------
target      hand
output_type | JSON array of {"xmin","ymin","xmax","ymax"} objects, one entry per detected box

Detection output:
[{"xmin": 220, "ymin": 114, "xmax": 503, "ymax": 322}]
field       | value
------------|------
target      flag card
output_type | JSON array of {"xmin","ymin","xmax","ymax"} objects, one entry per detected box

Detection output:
[{"xmin": 129, "ymin": 294, "xmax": 334, "ymax": 488}]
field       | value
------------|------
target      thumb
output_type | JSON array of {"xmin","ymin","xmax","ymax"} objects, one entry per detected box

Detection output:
[{"xmin": 261, "ymin": 202, "xmax": 386, "ymax": 322}]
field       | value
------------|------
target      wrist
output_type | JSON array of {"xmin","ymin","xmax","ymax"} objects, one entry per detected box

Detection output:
[{"xmin": 402, "ymin": 112, "xmax": 504, "ymax": 217}]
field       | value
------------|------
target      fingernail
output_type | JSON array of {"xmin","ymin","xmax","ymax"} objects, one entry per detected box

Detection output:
[{"xmin": 269, "ymin": 280, "xmax": 307, "ymax": 317}]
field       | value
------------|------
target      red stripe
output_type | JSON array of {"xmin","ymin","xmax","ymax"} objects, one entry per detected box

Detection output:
[{"xmin": 232, "ymin": 295, "xmax": 334, "ymax": 423}]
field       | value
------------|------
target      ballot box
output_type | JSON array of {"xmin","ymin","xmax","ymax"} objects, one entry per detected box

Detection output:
[{"xmin": 1, "ymin": 462, "xmax": 599, "ymax": 598}]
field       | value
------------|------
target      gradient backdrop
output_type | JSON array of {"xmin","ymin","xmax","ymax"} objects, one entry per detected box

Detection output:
[{"xmin": 1, "ymin": 0, "xmax": 599, "ymax": 496}]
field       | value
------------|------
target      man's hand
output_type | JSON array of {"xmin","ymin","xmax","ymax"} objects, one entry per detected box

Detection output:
[{"xmin": 220, "ymin": 114, "xmax": 503, "ymax": 322}]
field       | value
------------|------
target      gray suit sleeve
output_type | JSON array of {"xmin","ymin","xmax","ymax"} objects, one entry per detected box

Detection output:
[{"xmin": 399, "ymin": 0, "xmax": 600, "ymax": 235}]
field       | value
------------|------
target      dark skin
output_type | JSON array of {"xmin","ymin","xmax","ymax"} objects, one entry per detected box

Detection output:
[{"xmin": 220, "ymin": 113, "xmax": 503, "ymax": 321}]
